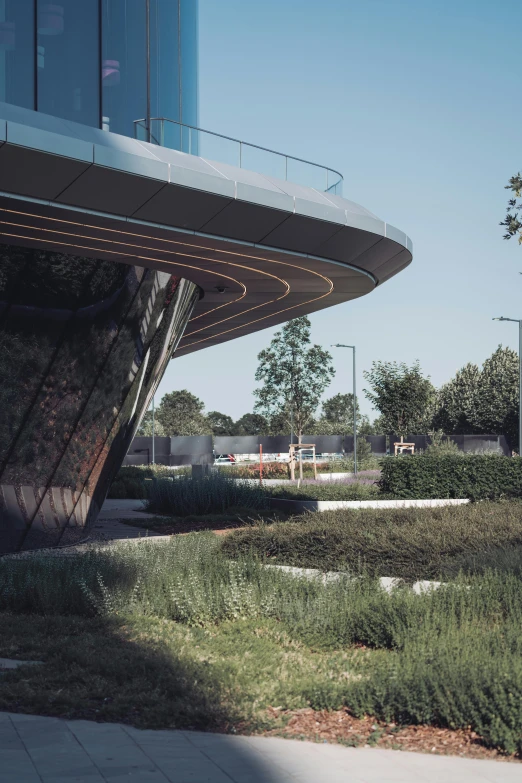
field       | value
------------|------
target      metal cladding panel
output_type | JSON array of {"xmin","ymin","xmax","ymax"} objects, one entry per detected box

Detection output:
[
  {"xmin": 236, "ymin": 182, "xmax": 294, "ymax": 212},
  {"xmin": 169, "ymin": 165, "xmax": 236, "ymax": 199},
  {"xmin": 366, "ymin": 435, "xmax": 387, "ymax": 454},
  {"xmin": 170, "ymin": 435, "xmax": 213, "ymax": 457},
  {"xmin": 57, "ymin": 167, "xmax": 167, "ymax": 217},
  {"xmin": 93, "ymin": 145, "xmax": 169, "ymax": 180},
  {"xmin": 6, "ymin": 120, "xmax": 93, "ymax": 162},
  {"xmin": 201, "ymin": 201, "xmax": 291, "ymax": 243},
  {"xmin": 215, "ymin": 436, "xmax": 259, "ymax": 454},
  {"xmin": 259, "ymin": 435, "xmax": 293, "ymax": 452},
  {"xmin": 128, "ymin": 436, "xmax": 171, "ymax": 457},
  {"xmin": 314, "ymin": 225, "xmax": 383, "ymax": 265},
  {"xmin": 385, "ymin": 223, "xmax": 408, "ymax": 247},
  {"xmin": 0, "ymin": 120, "xmax": 5, "ymax": 146},
  {"xmin": 0, "ymin": 145, "xmax": 92, "ymax": 201},
  {"xmin": 133, "ymin": 183, "xmax": 233, "ymax": 230},
  {"xmin": 260, "ymin": 214, "xmax": 343, "ymax": 254},
  {"xmin": 294, "ymin": 197, "xmax": 346, "ymax": 225},
  {"xmin": 300, "ymin": 435, "xmax": 343, "ymax": 452}
]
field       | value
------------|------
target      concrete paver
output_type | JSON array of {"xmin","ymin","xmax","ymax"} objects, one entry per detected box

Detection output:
[{"xmin": 0, "ymin": 713, "xmax": 519, "ymax": 783}]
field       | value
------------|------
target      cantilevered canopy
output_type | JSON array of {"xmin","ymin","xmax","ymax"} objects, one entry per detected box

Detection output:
[{"xmin": 0, "ymin": 102, "xmax": 412, "ymax": 356}]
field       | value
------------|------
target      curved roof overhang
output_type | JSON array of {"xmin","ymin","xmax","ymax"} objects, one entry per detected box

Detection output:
[{"xmin": 0, "ymin": 102, "xmax": 412, "ymax": 357}]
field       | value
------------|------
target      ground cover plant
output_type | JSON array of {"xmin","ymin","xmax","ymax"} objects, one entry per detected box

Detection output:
[
  {"xmin": 1, "ymin": 533, "xmax": 522, "ymax": 756},
  {"xmin": 222, "ymin": 500, "xmax": 522, "ymax": 579},
  {"xmin": 270, "ymin": 471, "xmax": 380, "ymax": 500},
  {"xmin": 147, "ymin": 472, "xmax": 270, "ymax": 516}
]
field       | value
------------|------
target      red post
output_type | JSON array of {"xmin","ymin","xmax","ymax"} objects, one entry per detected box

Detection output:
[{"xmin": 259, "ymin": 444, "xmax": 263, "ymax": 485}]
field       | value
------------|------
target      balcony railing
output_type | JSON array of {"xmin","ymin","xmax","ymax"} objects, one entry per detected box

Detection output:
[{"xmin": 134, "ymin": 118, "xmax": 343, "ymax": 195}]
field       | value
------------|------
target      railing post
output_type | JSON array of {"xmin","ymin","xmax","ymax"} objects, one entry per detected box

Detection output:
[
  {"xmin": 239, "ymin": 141, "xmax": 242, "ymax": 168},
  {"xmin": 285, "ymin": 155, "xmax": 288, "ymax": 181}
]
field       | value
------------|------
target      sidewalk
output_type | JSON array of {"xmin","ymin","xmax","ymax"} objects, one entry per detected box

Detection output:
[{"xmin": 1, "ymin": 712, "xmax": 519, "ymax": 783}]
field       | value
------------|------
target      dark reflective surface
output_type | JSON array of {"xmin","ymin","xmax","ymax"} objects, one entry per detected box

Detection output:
[
  {"xmin": 0, "ymin": 245, "xmax": 198, "ymax": 553},
  {"xmin": 101, "ymin": 0, "xmax": 147, "ymax": 136},
  {"xmin": 37, "ymin": 0, "xmax": 100, "ymax": 127},
  {"xmin": 0, "ymin": 0, "xmax": 35, "ymax": 110}
]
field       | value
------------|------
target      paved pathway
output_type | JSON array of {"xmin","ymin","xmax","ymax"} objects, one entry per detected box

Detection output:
[{"xmin": 0, "ymin": 712, "xmax": 519, "ymax": 783}]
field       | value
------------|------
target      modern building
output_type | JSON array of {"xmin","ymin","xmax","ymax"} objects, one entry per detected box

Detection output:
[{"xmin": 0, "ymin": 0, "xmax": 412, "ymax": 553}]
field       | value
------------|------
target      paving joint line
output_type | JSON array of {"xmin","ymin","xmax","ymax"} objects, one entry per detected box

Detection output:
[
  {"xmin": 8, "ymin": 714, "xmax": 45, "ymax": 783},
  {"xmin": 182, "ymin": 730, "xmax": 243, "ymax": 783}
]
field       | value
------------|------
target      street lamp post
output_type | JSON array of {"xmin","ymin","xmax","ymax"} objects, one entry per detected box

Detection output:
[
  {"xmin": 332, "ymin": 344, "xmax": 357, "ymax": 474},
  {"xmin": 492, "ymin": 317, "xmax": 522, "ymax": 455},
  {"xmin": 151, "ymin": 395, "xmax": 155, "ymax": 465}
]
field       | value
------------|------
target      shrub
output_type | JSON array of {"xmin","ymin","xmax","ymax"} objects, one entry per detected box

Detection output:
[
  {"xmin": 222, "ymin": 501, "xmax": 522, "ymax": 578},
  {"xmin": 107, "ymin": 465, "xmax": 189, "ymax": 499},
  {"xmin": 379, "ymin": 454, "xmax": 522, "ymax": 500},
  {"xmin": 147, "ymin": 472, "xmax": 270, "ymax": 516}
]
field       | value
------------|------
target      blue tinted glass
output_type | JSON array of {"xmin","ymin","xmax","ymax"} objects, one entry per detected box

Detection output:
[
  {"xmin": 37, "ymin": 0, "xmax": 100, "ymax": 126},
  {"xmin": 180, "ymin": 0, "xmax": 198, "ymax": 127},
  {"xmin": 0, "ymin": 0, "xmax": 35, "ymax": 109},
  {"xmin": 149, "ymin": 0, "xmax": 180, "ymax": 124},
  {"xmin": 101, "ymin": 0, "xmax": 147, "ymax": 138}
]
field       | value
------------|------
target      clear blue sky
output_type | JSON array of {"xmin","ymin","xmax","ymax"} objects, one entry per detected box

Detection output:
[{"xmin": 156, "ymin": 0, "xmax": 522, "ymax": 420}]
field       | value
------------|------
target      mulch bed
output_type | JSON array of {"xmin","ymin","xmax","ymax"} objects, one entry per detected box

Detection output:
[{"xmin": 262, "ymin": 707, "xmax": 520, "ymax": 762}]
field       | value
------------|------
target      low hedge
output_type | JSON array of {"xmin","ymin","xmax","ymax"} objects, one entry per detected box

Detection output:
[{"xmin": 379, "ymin": 454, "xmax": 522, "ymax": 500}]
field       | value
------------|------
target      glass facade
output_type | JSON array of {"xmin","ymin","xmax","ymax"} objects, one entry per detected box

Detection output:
[
  {"xmin": 0, "ymin": 0, "xmax": 198, "ymax": 138},
  {"xmin": 0, "ymin": 245, "xmax": 199, "ymax": 554}
]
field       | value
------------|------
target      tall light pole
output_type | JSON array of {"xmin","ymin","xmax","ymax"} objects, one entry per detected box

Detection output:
[
  {"xmin": 332, "ymin": 344, "xmax": 357, "ymax": 474},
  {"xmin": 492, "ymin": 317, "xmax": 522, "ymax": 455},
  {"xmin": 151, "ymin": 395, "xmax": 155, "ymax": 465}
]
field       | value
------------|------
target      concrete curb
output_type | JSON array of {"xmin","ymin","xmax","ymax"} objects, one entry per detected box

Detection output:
[{"xmin": 269, "ymin": 497, "xmax": 470, "ymax": 513}]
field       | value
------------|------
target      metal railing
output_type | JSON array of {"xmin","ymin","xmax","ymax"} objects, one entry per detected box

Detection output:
[{"xmin": 133, "ymin": 118, "xmax": 343, "ymax": 195}]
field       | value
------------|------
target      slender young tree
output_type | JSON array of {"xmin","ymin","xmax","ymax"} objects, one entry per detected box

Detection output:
[{"xmin": 254, "ymin": 317, "xmax": 334, "ymax": 442}]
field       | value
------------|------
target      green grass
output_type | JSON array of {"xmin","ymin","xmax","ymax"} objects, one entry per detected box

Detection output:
[
  {"xmin": 3, "ymin": 513, "xmax": 522, "ymax": 754},
  {"xmin": 222, "ymin": 501, "xmax": 522, "ymax": 579},
  {"xmin": 271, "ymin": 482, "xmax": 380, "ymax": 501}
]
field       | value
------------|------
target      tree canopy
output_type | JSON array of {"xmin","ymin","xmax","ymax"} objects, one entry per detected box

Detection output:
[
  {"xmin": 207, "ymin": 411, "xmax": 236, "ymax": 436},
  {"xmin": 501, "ymin": 173, "xmax": 522, "ymax": 242},
  {"xmin": 155, "ymin": 390, "xmax": 210, "ymax": 436},
  {"xmin": 363, "ymin": 360, "xmax": 435, "ymax": 438},
  {"xmin": 253, "ymin": 317, "xmax": 334, "ymax": 441}
]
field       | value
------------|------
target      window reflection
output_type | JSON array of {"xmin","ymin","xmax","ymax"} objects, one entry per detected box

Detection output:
[
  {"xmin": 101, "ymin": 0, "xmax": 147, "ymax": 137},
  {"xmin": 180, "ymin": 0, "xmax": 198, "ymax": 128},
  {"xmin": 0, "ymin": 0, "xmax": 35, "ymax": 109},
  {"xmin": 37, "ymin": 0, "xmax": 100, "ymax": 126},
  {"xmin": 150, "ymin": 0, "xmax": 181, "ymax": 149}
]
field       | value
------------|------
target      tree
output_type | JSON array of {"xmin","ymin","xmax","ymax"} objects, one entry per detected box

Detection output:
[
  {"xmin": 313, "ymin": 392, "xmax": 370, "ymax": 435},
  {"xmin": 475, "ymin": 346, "xmax": 519, "ymax": 449},
  {"xmin": 155, "ymin": 390, "xmax": 211, "ymax": 436},
  {"xmin": 363, "ymin": 360, "xmax": 435, "ymax": 438},
  {"xmin": 432, "ymin": 363, "xmax": 481, "ymax": 434},
  {"xmin": 501, "ymin": 173, "xmax": 522, "ymax": 242},
  {"xmin": 207, "ymin": 411, "xmax": 235, "ymax": 436},
  {"xmin": 136, "ymin": 410, "xmax": 166, "ymax": 437},
  {"xmin": 254, "ymin": 316, "xmax": 334, "ymax": 442},
  {"xmin": 234, "ymin": 413, "xmax": 269, "ymax": 436}
]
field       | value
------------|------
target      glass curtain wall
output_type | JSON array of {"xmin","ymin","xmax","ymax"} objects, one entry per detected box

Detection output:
[
  {"xmin": 0, "ymin": 0, "xmax": 35, "ymax": 109},
  {"xmin": 37, "ymin": 0, "xmax": 100, "ymax": 127},
  {"xmin": 101, "ymin": 0, "xmax": 147, "ymax": 136},
  {"xmin": 0, "ymin": 0, "xmax": 198, "ymax": 141}
]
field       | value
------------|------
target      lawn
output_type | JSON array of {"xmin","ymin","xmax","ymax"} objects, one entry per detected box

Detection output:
[{"xmin": 1, "ymin": 525, "xmax": 522, "ymax": 758}]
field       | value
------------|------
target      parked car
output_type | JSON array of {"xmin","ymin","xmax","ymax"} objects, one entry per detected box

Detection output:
[{"xmin": 214, "ymin": 454, "xmax": 236, "ymax": 464}]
